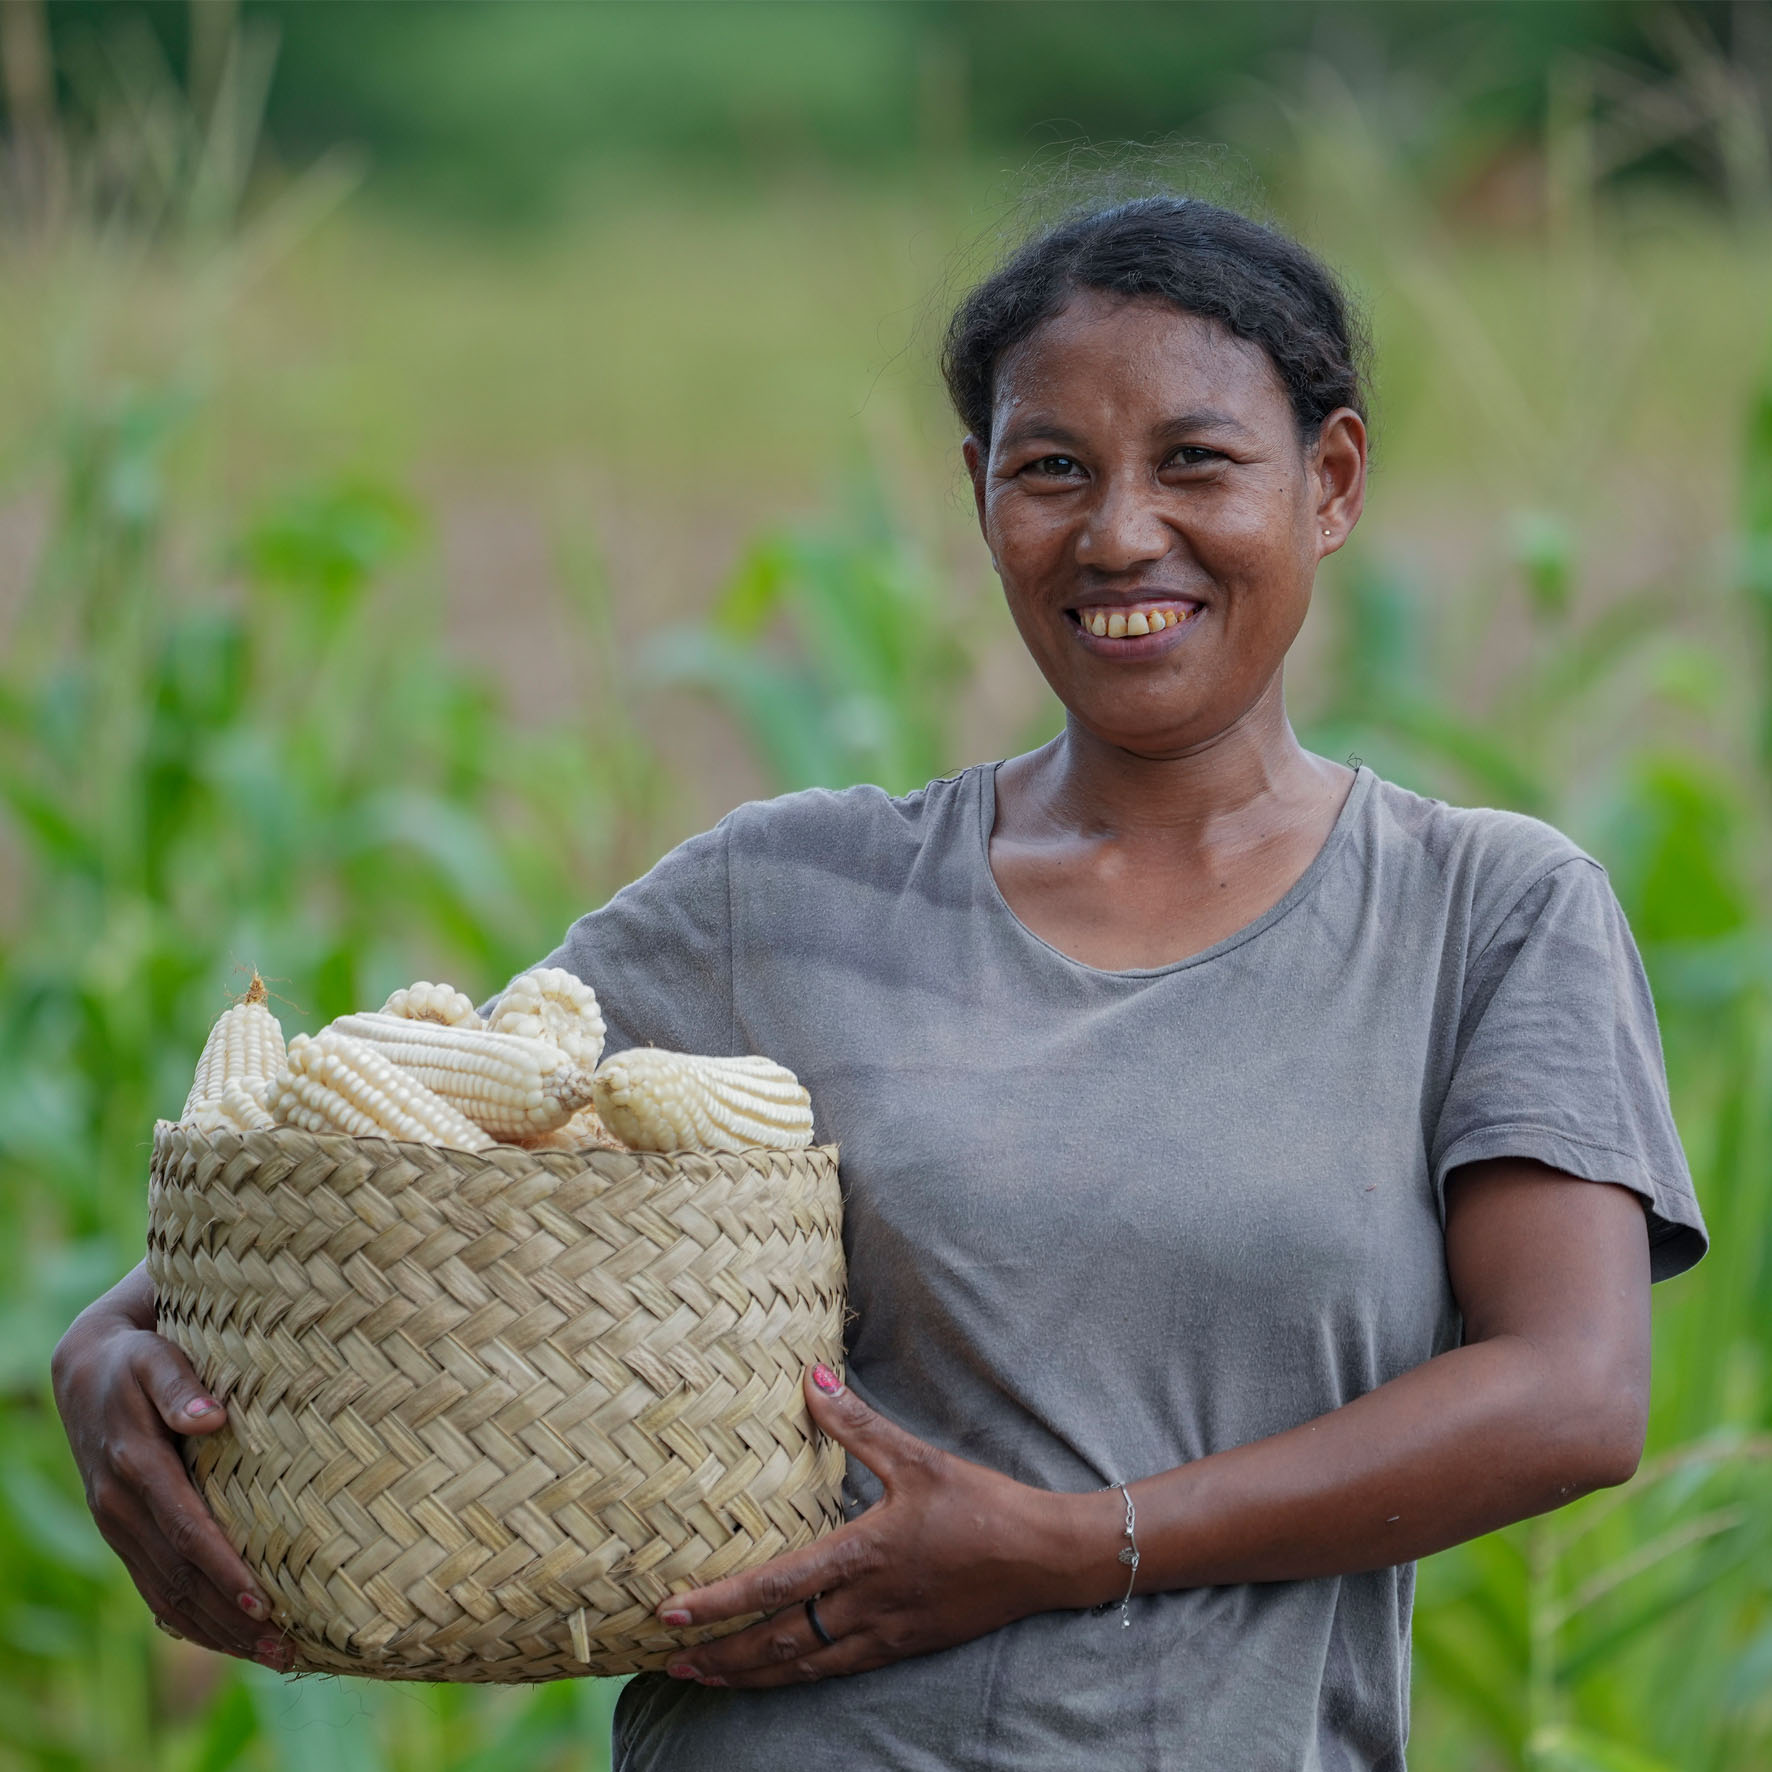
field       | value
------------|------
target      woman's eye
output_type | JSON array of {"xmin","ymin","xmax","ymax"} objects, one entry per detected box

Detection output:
[
  {"xmin": 1025, "ymin": 455, "xmax": 1083, "ymax": 479},
  {"xmin": 1168, "ymin": 447, "xmax": 1221, "ymax": 468}
]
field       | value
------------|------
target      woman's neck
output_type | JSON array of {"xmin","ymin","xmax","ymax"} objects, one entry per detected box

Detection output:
[
  {"xmin": 1027, "ymin": 681, "xmax": 1343, "ymax": 859},
  {"xmin": 989, "ymin": 684, "xmax": 1356, "ymax": 970}
]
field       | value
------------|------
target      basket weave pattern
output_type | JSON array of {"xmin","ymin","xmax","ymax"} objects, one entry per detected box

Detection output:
[{"xmin": 146, "ymin": 1121, "xmax": 847, "ymax": 1681}]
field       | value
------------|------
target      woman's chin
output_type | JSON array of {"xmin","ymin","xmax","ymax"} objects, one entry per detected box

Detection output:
[
  {"xmin": 1064, "ymin": 710, "xmax": 1232, "ymax": 762},
  {"xmin": 1053, "ymin": 679, "xmax": 1291, "ymax": 762}
]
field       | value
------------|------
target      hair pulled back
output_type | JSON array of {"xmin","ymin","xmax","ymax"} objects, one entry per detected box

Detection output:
[{"xmin": 942, "ymin": 195, "xmax": 1368, "ymax": 446}]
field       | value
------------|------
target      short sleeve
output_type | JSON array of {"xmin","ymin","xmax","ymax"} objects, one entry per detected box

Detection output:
[
  {"xmin": 1431, "ymin": 856, "xmax": 1707, "ymax": 1282},
  {"xmin": 489, "ymin": 820, "xmax": 738, "ymax": 1056}
]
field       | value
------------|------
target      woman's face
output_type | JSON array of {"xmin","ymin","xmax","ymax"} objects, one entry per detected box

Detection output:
[{"xmin": 965, "ymin": 292, "xmax": 1365, "ymax": 761}]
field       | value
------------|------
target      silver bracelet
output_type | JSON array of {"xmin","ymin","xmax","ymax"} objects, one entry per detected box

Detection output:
[{"xmin": 1089, "ymin": 1483, "xmax": 1141, "ymax": 1628}]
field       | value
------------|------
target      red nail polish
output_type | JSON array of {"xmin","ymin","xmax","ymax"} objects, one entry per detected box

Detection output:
[
  {"xmin": 256, "ymin": 1636, "xmax": 284, "ymax": 1657},
  {"xmin": 812, "ymin": 1364, "xmax": 843, "ymax": 1395},
  {"xmin": 667, "ymin": 1662, "xmax": 696, "ymax": 1680},
  {"xmin": 239, "ymin": 1592, "xmax": 265, "ymax": 1618},
  {"xmin": 186, "ymin": 1398, "xmax": 218, "ymax": 1417},
  {"xmin": 659, "ymin": 1608, "xmax": 691, "ymax": 1627},
  {"xmin": 699, "ymin": 1674, "xmax": 727, "ymax": 1688}
]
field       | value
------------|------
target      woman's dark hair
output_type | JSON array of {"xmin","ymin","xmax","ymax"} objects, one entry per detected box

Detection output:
[{"xmin": 942, "ymin": 195, "xmax": 1369, "ymax": 445}]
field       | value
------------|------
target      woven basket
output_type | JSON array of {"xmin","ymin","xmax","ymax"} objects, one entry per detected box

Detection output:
[{"xmin": 146, "ymin": 1120, "xmax": 847, "ymax": 1682}]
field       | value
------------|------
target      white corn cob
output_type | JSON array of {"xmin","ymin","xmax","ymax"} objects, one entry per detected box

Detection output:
[
  {"xmin": 381, "ymin": 980, "xmax": 484, "ymax": 1029},
  {"xmin": 592, "ymin": 1050, "xmax": 813, "ymax": 1153},
  {"xmin": 182, "ymin": 974, "xmax": 286, "ymax": 1122},
  {"xmin": 266, "ymin": 1032, "xmax": 493, "ymax": 1151},
  {"xmin": 519, "ymin": 1104, "xmax": 626, "ymax": 1152},
  {"xmin": 322, "ymin": 1011, "xmax": 594, "ymax": 1140},
  {"xmin": 487, "ymin": 967, "xmax": 606, "ymax": 1070},
  {"xmin": 189, "ymin": 1078, "xmax": 275, "ymax": 1135}
]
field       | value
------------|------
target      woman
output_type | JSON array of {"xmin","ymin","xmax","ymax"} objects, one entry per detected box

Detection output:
[{"xmin": 54, "ymin": 197, "xmax": 1706, "ymax": 1770}]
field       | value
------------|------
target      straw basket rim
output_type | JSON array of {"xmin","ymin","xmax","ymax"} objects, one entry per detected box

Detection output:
[{"xmin": 148, "ymin": 1114, "xmax": 841, "ymax": 1170}]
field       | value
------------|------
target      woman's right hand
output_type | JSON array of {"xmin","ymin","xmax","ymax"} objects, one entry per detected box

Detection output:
[{"xmin": 50, "ymin": 1263, "xmax": 293, "ymax": 1669}]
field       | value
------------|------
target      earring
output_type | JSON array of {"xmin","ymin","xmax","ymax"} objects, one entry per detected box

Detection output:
[{"xmin": 1322, "ymin": 529, "xmax": 1332, "ymax": 537}]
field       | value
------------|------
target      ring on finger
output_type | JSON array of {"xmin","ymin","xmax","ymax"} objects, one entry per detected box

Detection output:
[{"xmin": 804, "ymin": 1594, "xmax": 836, "ymax": 1648}]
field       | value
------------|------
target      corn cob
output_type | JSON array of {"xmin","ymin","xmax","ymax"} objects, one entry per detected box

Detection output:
[
  {"xmin": 266, "ymin": 1032, "xmax": 493, "ymax": 1151},
  {"xmin": 181, "ymin": 974, "xmax": 286, "ymax": 1122},
  {"xmin": 592, "ymin": 1050, "xmax": 813, "ymax": 1153},
  {"xmin": 322, "ymin": 1011, "xmax": 594, "ymax": 1140},
  {"xmin": 189, "ymin": 1078, "xmax": 275, "ymax": 1135},
  {"xmin": 518, "ymin": 1104, "xmax": 626, "ymax": 1152},
  {"xmin": 487, "ymin": 967, "xmax": 606, "ymax": 1070},
  {"xmin": 381, "ymin": 981, "xmax": 484, "ymax": 1029}
]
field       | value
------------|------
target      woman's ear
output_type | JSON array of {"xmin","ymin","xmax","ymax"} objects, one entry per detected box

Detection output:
[
  {"xmin": 1312, "ymin": 408, "xmax": 1368, "ymax": 551},
  {"xmin": 962, "ymin": 435, "xmax": 989, "ymax": 530},
  {"xmin": 961, "ymin": 436, "xmax": 1002, "ymax": 575}
]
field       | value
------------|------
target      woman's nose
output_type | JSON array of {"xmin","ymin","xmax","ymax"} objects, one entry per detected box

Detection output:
[{"xmin": 1074, "ymin": 478, "xmax": 1173, "ymax": 572}]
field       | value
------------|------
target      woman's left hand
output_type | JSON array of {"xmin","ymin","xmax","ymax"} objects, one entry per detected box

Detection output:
[{"xmin": 653, "ymin": 1365, "xmax": 1100, "ymax": 1689}]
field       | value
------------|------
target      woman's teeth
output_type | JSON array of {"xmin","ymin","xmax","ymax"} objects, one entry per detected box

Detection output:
[{"xmin": 1077, "ymin": 605, "xmax": 1197, "ymax": 639}]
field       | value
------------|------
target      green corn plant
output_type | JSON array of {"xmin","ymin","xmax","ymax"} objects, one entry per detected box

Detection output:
[
  {"xmin": 646, "ymin": 473, "xmax": 980, "ymax": 795},
  {"xmin": 1340, "ymin": 396, "xmax": 1772, "ymax": 1772},
  {"xmin": 1298, "ymin": 600, "xmax": 1772, "ymax": 1770},
  {"xmin": 1300, "ymin": 454, "xmax": 1772, "ymax": 1770},
  {"xmin": 0, "ymin": 14, "xmax": 668, "ymax": 1765},
  {"xmin": 0, "ymin": 383, "xmax": 665, "ymax": 1772}
]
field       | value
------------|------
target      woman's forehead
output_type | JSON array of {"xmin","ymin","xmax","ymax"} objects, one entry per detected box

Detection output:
[{"xmin": 992, "ymin": 293, "xmax": 1287, "ymax": 425}]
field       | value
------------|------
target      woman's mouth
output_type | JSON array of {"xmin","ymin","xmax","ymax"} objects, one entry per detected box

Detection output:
[{"xmin": 1068, "ymin": 600, "xmax": 1204, "ymax": 644}]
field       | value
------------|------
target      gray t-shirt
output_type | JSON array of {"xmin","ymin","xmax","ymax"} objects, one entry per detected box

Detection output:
[{"xmin": 526, "ymin": 763, "xmax": 1704, "ymax": 1772}]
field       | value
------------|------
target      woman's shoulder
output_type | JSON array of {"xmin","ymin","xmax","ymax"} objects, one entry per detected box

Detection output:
[
  {"xmin": 722, "ymin": 767, "xmax": 983, "ymax": 857},
  {"xmin": 1358, "ymin": 770, "xmax": 1605, "ymax": 942}
]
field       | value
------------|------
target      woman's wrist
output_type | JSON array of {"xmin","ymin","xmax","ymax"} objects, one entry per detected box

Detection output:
[{"xmin": 1027, "ymin": 1483, "xmax": 1143, "ymax": 1614}]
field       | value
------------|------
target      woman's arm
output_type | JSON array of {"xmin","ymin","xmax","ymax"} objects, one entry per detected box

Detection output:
[
  {"xmin": 1103, "ymin": 1158, "xmax": 1649, "ymax": 1590},
  {"xmin": 656, "ymin": 1159, "xmax": 1651, "ymax": 1687},
  {"xmin": 51, "ymin": 1263, "xmax": 293, "ymax": 1668}
]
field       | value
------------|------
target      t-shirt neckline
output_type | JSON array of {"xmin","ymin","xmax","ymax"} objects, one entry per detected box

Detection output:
[{"xmin": 973, "ymin": 759, "xmax": 1374, "ymax": 980}]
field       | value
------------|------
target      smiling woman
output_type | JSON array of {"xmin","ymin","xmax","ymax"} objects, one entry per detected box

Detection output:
[{"xmin": 52, "ymin": 196, "xmax": 1707, "ymax": 1771}]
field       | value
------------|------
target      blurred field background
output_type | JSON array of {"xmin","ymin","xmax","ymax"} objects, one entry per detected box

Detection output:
[{"xmin": 2, "ymin": 2, "xmax": 1771, "ymax": 1768}]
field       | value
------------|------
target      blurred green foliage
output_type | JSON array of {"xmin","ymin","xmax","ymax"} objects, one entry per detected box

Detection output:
[
  {"xmin": 647, "ymin": 485, "xmax": 975, "ymax": 795},
  {"xmin": 1303, "ymin": 550, "xmax": 1772, "ymax": 1772},
  {"xmin": 4, "ymin": 5, "xmax": 1772, "ymax": 1770},
  {"xmin": 36, "ymin": 0, "xmax": 1751, "ymax": 219},
  {"xmin": 0, "ymin": 377, "xmax": 668, "ymax": 1772}
]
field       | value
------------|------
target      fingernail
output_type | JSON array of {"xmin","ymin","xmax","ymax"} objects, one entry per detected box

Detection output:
[
  {"xmin": 812, "ymin": 1364, "xmax": 843, "ymax": 1395},
  {"xmin": 659, "ymin": 1608, "xmax": 691, "ymax": 1627},
  {"xmin": 256, "ymin": 1636, "xmax": 285, "ymax": 1657},
  {"xmin": 667, "ymin": 1661, "xmax": 696, "ymax": 1680},
  {"xmin": 185, "ymin": 1398, "xmax": 219, "ymax": 1417},
  {"xmin": 699, "ymin": 1674, "xmax": 727, "ymax": 1688},
  {"xmin": 239, "ymin": 1592, "xmax": 265, "ymax": 1618}
]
